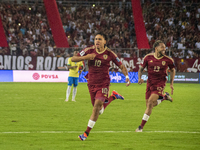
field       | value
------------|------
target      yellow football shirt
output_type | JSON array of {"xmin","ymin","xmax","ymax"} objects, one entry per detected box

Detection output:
[{"xmin": 67, "ymin": 57, "xmax": 83, "ymax": 77}]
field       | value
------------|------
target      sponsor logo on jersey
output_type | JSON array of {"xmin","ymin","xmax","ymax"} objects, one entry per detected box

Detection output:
[
  {"xmin": 103, "ymin": 55, "xmax": 108, "ymax": 60},
  {"xmin": 162, "ymin": 61, "xmax": 166, "ymax": 66},
  {"xmin": 150, "ymin": 60, "xmax": 153, "ymax": 62}
]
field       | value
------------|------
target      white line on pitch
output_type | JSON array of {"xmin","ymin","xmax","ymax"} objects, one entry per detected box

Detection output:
[{"xmin": 0, "ymin": 131, "xmax": 199, "ymax": 134}]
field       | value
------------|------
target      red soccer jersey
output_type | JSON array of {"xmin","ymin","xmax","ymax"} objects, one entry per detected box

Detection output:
[
  {"xmin": 141, "ymin": 53, "xmax": 175, "ymax": 83},
  {"xmin": 78, "ymin": 45, "xmax": 122, "ymax": 85}
]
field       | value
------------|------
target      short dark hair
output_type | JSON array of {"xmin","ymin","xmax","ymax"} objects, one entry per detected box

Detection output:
[
  {"xmin": 95, "ymin": 32, "xmax": 107, "ymax": 41},
  {"xmin": 153, "ymin": 40, "xmax": 163, "ymax": 50}
]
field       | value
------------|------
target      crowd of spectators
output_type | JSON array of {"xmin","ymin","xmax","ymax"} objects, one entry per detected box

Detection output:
[
  {"xmin": 0, "ymin": 0, "xmax": 200, "ymax": 59},
  {"xmin": 142, "ymin": 0, "xmax": 200, "ymax": 58}
]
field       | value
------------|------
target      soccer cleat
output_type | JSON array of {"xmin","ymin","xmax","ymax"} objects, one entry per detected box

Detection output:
[
  {"xmin": 78, "ymin": 132, "xmax": 88, "ymax": 141},
  {"xmin": 65, "ymin": 99, "xmax": 68, "ymax": 102},
  {"xmin": 135, "ymin": 126, "xmax": 143, "ymax": 132},
  {"xmin": 163, "ymin": 92, "xmax": 173, "ymax": 102},
  {"xmin": 72, "ymin": 99, "xmax": 76, "ymax": 102},
  {"xmin": 111, "ymin": 91, "xmax": 124, "ymax": 100}
]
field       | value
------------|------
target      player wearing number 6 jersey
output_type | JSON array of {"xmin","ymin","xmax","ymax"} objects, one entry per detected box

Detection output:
[
  {"xmin": 135, "ymin": 40, "xmax": 176, "ymax": 132},
  {"xmin": 71, "ymin": 32, "xmax": 130, "ymax": 141}
]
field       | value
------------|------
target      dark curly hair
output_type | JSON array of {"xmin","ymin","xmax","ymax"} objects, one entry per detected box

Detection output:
[
  {"xmin": 95, "ymin": 32, "xmax": 107, "ymax": 41},
  {"xmin": 153, "ymin": 40, "xmax": 164, "ymax": 50}
]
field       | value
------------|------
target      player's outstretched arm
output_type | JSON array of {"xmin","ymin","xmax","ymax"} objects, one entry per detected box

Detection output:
[
  {"xmin": 57, "ymin": 67, "xmax": 67, "ymax": 70},
  {"xmin": 169, "ymin": 68, "xmax": 176, "ymax": 95},
  {"xmin": 71, "ymin": 54, "xmax": 96, "ymax": 62},
  {"xmin": 67, "ymin": 65, "xmax": 77, "ymax": 69},
  {"xmin": 138, "ymin": 66, "xmax": 144, "ymax": 85},
  {"xmin": 119, "ymin": 64, "xmax": 130, "ymax": 87}
]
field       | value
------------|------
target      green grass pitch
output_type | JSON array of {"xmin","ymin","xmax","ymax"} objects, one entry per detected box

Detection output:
[{"xmin": 0, "ymin": 82, "xmax": 199, "ymax": 150}]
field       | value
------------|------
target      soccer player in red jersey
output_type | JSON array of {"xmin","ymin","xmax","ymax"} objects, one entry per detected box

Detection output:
[
  {"xmin": 71, "ymin": 32, "xmax": 131, "ymax": 140},
  {"xmin": 135, "ymin": 40, "xmax": 176, "ymax": 132}
]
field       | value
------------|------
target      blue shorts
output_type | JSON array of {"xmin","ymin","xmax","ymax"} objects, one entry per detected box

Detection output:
[{"xmin": 68, "ymin": 77, "xmax": 79, "ymax": 87}]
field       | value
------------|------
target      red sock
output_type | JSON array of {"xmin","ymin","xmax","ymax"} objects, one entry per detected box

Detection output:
[
  {"xmin": 85, "ymin": 126, "xmax": 92, "ymax": 135},
  {"xmin": 103, "ymin": 96, "xmax": 114, "ymax": 109},
  {"xmin": 140, "ymin": 120, "xmax": 147, "ymax": 129}
]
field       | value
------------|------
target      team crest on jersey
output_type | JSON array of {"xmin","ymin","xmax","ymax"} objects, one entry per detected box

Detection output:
[
  {"xmin": 103, "ymin": 55, "xmax": 108, "ymax": 60},
  {"xmin": 150, "ymin": 60, "xmax": 153, "ymax": 62},
  {"xmin": 162, "ymin": 61, "xmax": 166, "ymax": 66}
]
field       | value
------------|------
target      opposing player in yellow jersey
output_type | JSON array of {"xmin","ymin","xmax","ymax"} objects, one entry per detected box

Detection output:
[{"xmin": 58, "ymin": 50, "xmax": 83, "ymax": 102}]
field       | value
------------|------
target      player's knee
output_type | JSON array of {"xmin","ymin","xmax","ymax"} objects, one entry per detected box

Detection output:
[
  {"xmin": 93, "ymin": 101, "xmax": 103, "ymax": 110},
  {"xmin": 147, "ymin": 99, "xmax": 153, "ymax": 108}
]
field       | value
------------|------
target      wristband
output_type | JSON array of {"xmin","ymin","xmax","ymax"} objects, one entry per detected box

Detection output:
[{"xmin": 126, "ymin": 75, "xmax": 129, "ymax": 79}]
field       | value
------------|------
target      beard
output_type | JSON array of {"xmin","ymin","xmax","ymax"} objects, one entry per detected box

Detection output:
[{"xmin": 159, "ymin": 51, "xmax": 164, "ymax": 57}]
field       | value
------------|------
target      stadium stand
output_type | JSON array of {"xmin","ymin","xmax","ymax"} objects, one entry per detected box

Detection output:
[{"xmin": 0, "ymin": 0, "xmax": 200, "ymax": 59}]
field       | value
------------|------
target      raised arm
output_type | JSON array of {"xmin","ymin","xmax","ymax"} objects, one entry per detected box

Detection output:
[{"xmin": 119, "ymin": 64, "xmax": 130, "ymax": 86}]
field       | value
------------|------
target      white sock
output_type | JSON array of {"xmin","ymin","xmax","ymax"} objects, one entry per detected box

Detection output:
[
  {"xmin": 99, "ymin": 107, "xmax": 104, "ymax": 115},
  {"xmin": 88, "ymin": 119, "xmax": 96, "ymax": 128},
  {"xmin": 157, "ymin": 99, "xmax": 162, "ymax": 105},
  {"xmin": 142, "ymin": 114, "xmax": 150, "ymax": 121},
  {"xmin": 72, "ymin": 87, "xmax": 77, "ymax": 100},
  {"xmin": 66, "ymin": 86, "xmax": 71, "ymax": 100}
]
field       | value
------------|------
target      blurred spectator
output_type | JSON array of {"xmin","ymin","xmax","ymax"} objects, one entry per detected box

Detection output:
[
  {"xmin": 195, "ymin": 39, "xmax": 200, "ymax": 49},
  {"xmin": 177, "ymin": 59, "xmax": 188, "ymax": 72}
]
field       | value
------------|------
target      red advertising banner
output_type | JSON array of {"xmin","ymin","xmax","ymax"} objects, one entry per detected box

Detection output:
[{"xmin": 0, "ymin": 55, "xmax": 200, "ymax": 72}]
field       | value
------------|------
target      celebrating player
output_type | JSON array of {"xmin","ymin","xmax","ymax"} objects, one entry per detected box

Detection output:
[
  {"xmin": 71, "ymin": 32, "xmax": 131, "ymax": 140},
  {"xmin": 58, "ymin": 50, "xmax": 83, "ymax": 102},
  {"xmin": 135, "ymin": 40, "xmax": 176, "ymax": 132}
]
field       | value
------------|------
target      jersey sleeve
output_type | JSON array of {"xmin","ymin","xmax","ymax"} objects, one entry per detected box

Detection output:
[
  {"xmin": 77, "ymin": 46, "xmax": 92, "ymax": 57},
  {"xmin": 110, "ymin": 51, "xmax": 122, "ymax": 67},
  {"xmin": 80, "ymin": 61, "xmax": 84, "ymax": 67},
  {"xmin": 168, "ymin": 58, "xmax": 175, "ymax": 69},
  {"xmin": 141, "ymin": 55, "xmax": 148, "ymax": 68},
  {"xmin": 67, "ymin": 57, "xmax": 71, "ymax": 66}
]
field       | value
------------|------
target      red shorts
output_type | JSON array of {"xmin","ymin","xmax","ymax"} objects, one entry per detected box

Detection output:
[
  {"xmin": 145, "ymin": 80, "xmax": 166, "ymax": 100},
  {"xmin": 87, "ymin": 84, "xmax": 109, "ymax": 106}
]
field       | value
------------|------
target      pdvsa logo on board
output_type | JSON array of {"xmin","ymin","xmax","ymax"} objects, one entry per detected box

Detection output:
[
  {"xmin": 33, "ymin": 73, "xmax": 40, "ymax": 80},
  {"xmin": 41, "ymin": 74, "xmax": 58, "ymax": 79},
  {"xmin": 32, "ymin": 73, "xmax": 59, "ymax": 80}
]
